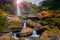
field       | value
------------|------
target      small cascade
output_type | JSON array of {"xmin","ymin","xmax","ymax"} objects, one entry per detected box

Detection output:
[
  {"xmin": 10, "ymin": 32, "xmax": 18, "ymax": 40},
  {"xmin": 24, "ymin": 29, "xmax": 40, "ymax": 40},
  {"xmin": 23, "ymin": 19, "xmax": 27, "ymax": 29},
  {"xmin": 31, "ymin": 29, "xmax": 40, "ymax": 37}
]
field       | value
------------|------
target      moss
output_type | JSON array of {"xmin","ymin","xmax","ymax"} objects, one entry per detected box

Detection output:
[
  {"xmin": 0, "ymin": 11, "xmax": 8, "ymax": 31},
  {"xmin": 10, "ymin": 37, "xmax": 15, "ymax": 40}
]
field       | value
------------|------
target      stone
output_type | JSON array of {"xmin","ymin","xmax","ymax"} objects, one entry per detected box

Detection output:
[
  {"xmin": 55, "ymin": 14, "xmax": 60, "ymax": 18},
  {"xmin": 19, "ymin": 37, "xmax": 25, "ymax": 40},
  {"xmin": 0, "ymin": 34, "xmax": 11, "ymax": 40},
  {"xmin": 37, "ymin": 11, "xmax": 52, "ymax": 19},
  {"xmin": 39, "ymin": 30, "xmax": 49, "ymax": 40},
  {"xmin": 10, "ymin": 21, "xmax": 22, "ymax": 28},
  {"xmin": 20, "ymin": 27, "xmax": 33, "ymax": 36}
]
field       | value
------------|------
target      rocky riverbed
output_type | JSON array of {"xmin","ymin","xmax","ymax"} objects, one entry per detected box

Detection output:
[{"xmin": 0, "ymin": 11, "xmax": 60, "ymax": 40}]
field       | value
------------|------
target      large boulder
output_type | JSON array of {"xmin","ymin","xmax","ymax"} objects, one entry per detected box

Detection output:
[
  {"xmin": 39, "ymin": 30, "xmax": 49, "ymax": 40},
  {"xmin": 37, "ymin": 11, "xmax": 52, "ymax": 19},
  {"xmin": 20, "ymin": 27, "xmax": 33, "ymax": 36},
  {"xmin": 27, "ymin": 19, "xmax": 41, "ymax": 29},
  {"xmin": 7, "ymin": 16, "xmax": 22, "ymax": 22},
  {"xmin": 0, "ymin": 34, "xmax": 10, "ymax": 40},
  {"xmin": 10, "ymin": 21, "xmax": 22, "ymax": 28},
  {"xmin": 0, "ymin": 33, "xmax": 16, "ymax": 40}
]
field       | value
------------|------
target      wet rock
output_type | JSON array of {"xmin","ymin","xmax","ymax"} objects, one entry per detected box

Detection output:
[
  {"xmin": 20, "ymin": 27, "xmax": 33, "ymax": 37},
  {"xmin": 36, "ymin": 28, "xmax": 47, "ymax": 35}
]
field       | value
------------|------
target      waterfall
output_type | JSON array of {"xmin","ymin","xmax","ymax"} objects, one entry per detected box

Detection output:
[
  {"xmin": 31, "ymin": 29, "xmax": 40, "ymax": 37},
  {"xmin": 16, "ymin": 0, "xmax": 24, "ymax": 16},
  {"xmin": 23, "ymin": 19, "xmax": 27, "ymax": 29},
  {"xmin": 16, "ymin": 4, "xmax": 21, "ymax": 16},
  {"xmin": 10, "ymin": 32, "xmax": 18, "ymax": 40}
]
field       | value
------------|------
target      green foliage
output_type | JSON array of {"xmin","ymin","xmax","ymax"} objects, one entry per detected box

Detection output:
[
  {"xmin": 10, "ymin": 21, "xmax": 22, "ymax": 28},
  {"xmin": 47, "ymin": 27, "xmax": 51, "ymax": 31},
  {"xmin": 55, "ymin": 10, "xmax": 60, "ymax": 13},
  {"xmin": 52, "ymin": 27, "xmax": 59, "ymax": 33},
  {"xmin": 32, "ymin": 9, "xmax": 37, "ymax": 15},
  {"xmin": 0, "ymin": 4, "xmax": 14, "ymax": 14},
  {"xmin": 4, "ymin": 4, "xmax": 14, "ymax": 14},
  {"xmin": 50, "ymin": 18, "xmax": 57, "ymax": 21},
  {"xmin": 10, "ymin": 37, "xmax": 15, "ymax": 40},
  {"xmin": 31, "ymin": 4, "xmax": 37, "ymax": 9},
  {"xmin": 42, "ymin": 0, "xmax": 60, "ymax": 10},
  {"xmin": 30, "ymin": 4, "xmax": 38, "ymax": 15},
  {"xmin": 0, "ymin": 12, "xmax": 8, "ymax": 31}
]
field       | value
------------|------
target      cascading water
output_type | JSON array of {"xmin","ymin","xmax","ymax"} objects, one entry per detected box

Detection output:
[
  {"xmin": 10, "ymin": 32, "xmax": 18, "ymax": 40},
  {"xmin": 23, "ymin": 19, "xmax": 27, "ymax": 29},
  {"xmin": 25, "ymin": 29, "xmax": 40, "ymax": 40},
  {"xmin": 31, "ymin": 29, "xmax": 40, "ymax": 37},
  {"xmin": 16, "ymin": 0, "xmax": 24, "ymax": 16},
  {"xmin": 16, "ymin": 4, "xmax": 21, "ymax": 16},
  {"xmin": 9, "ymin": 0, "xmax": 24, "ymax": 40},
  {"xmin": 10, "ymin": 0, "xmax": 40, "ymax": 40}
]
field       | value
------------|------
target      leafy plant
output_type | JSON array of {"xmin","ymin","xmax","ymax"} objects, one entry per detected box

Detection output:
[
  {"xmin": 50, "ymin": 18, "xmax": 57, "ymax": 21},
  {"xmin": 47, "ymin": 27, "xmax": 51, "ymax": 31}
]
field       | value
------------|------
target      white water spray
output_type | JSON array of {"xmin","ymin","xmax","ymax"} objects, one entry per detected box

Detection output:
[
  {"xmin": 16, "ymin": 0, "xmax": 24, "ymax": 16},
  {"xmin": 23, "ymin": 19, "xmax": 27, "ymax": 29},
  {"xmin": 16, "ymin": 4, "xmax": 21, "ymax": 16},
  {"xmin": 31, "ymin": 29, "xmax": 40, "ymax": 37}
]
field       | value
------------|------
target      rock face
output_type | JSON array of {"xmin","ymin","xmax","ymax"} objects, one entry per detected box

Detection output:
[{"xmin": 20, "ymin": 27, "xmax": 33, "ymax": 36}]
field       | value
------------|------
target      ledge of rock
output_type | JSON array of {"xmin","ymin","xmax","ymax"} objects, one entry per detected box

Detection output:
[
  {"xmin": 9, "ymin": 21, "xmax": 22, "ymax": 29},
  {"xmin": 0, "ymin": 34, "xmax": 10, "ymax": 40},
  {"xmin": 20, "ymin": 27, "xmax": 33, "ymax": 37}
]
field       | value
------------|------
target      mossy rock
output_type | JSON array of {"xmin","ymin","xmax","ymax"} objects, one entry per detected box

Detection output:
[
  {"xmin": 10, "ymin": 21, "xmax": 22, "ymax": 28},
  {"xmin": 19, "ymin": 37, "xmax": 25, "ymax": 40},
  {"xmin": 20, "ymin": 27, "xmax": 33, "ymax": 37}
]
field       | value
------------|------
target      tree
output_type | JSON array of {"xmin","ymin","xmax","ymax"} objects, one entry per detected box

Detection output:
[
  {"xmin": 42, "ymin": 0, "xmax": 60, "ymax": 10},
  {"xmin": 0, "ymin": 0, "xmax": 14, "ymax": 14}
]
